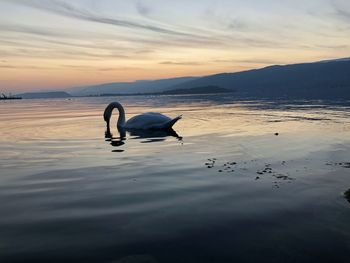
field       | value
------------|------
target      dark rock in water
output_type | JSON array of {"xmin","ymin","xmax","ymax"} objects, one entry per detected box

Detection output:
[
  {"xmin": 205, "ymin": 158, "xmax": 216, "ymax": 169},
  {"xmin": 342, "ymin": 162, "xmax": 350, "ymax": 168},
  {"xmin": 274, "ymin": 174, "xmax": 294, "ymax": 181},
  {"xmin": 274, "ymin": 133, "xmax": 279, "ymax": 136},
  {"xmin": 344, "ymin": 189, "xmax": 350, "ymax": 203},
  {"xmin": 327, "ymin": 162, "xmax": 350, "ymax": 168}
]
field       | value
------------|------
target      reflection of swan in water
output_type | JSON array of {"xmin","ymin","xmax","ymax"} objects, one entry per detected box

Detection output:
[
  {"xmin": 128, "ymin": 128, "xmax": 182, "ymax": 142},
  {"xmin": 104, "ymin": 101, "xmax": 182, "ymax": 134},
  {"xmin": 105, "ymin": 127, "xmax": 182, "ymax": 149}
]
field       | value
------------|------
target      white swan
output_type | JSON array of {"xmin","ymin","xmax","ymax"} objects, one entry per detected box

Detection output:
[{"xmin": 104, "ymin": 102, "xmax": 182, "ymax": 131}]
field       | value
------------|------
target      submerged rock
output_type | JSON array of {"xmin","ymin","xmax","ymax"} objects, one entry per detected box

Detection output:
[
  {"xmin": 344, "ymin": 189, "xmax": 350, "ymax": 203},
  {"xmin": 342, "ymin": 162, "xmax": 350, "ymax": 168},
  {"xmin": 326, "ymin": 162, "xmax": 350, "ymax": 168}
]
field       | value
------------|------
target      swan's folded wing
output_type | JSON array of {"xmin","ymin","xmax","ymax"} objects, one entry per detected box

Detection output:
[{"xmin": 154, "ymin": 115, "xmax": 182, "ymax": 130}]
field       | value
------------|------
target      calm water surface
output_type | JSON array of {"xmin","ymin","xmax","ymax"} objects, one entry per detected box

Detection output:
[{"xmin": 0, "ymin": 95, "xmax": 350, "ymax": 262}]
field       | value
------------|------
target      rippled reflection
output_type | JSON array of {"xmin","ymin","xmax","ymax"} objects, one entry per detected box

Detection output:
[
  {"xmin": 105, "ymin": 127, "xmax": 182, "ymax": 150},
  {"xmin": 1, "ymin": 96, "xmax": 350, "ymax": 263}
]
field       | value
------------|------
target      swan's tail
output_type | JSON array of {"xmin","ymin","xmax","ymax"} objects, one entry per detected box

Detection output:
[{"xmin": 160, "ymin": 115, "xmax": 182, "ymax": 129}]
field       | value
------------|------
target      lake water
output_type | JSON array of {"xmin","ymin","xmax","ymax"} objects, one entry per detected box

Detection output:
[{"xmin": 1, "ymin": 95, "xmax": 350, "ymax": 262}]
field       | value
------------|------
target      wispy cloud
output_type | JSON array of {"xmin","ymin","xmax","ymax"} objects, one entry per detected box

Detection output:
[
  {"xmin": 0, "ymin": 23, "xmax": 75, "ymax": 38},
  {"xmin": 315, "ymin": 44, "xmax": 348, "ymax": 49},
  {"xmin": 61, "ymin": 64, "xmax": 141, "ymax": 71},
  {"xmin": 212, "ymin": 58, "xmax": 282, "ymax": 65},
  {"xmin": 159, "ymin": 61, "xmax": 202, "ymax": 66},
  {"xmin": 0, "ymin": 25, "xmax": 224, "ymax": 61},
  {"xmin": 6, "ymin": 0, "xmax": 204, "ymax": 38},
  {"xmin": 0, "ymin": 63, "xmax": 59, "ymax": 70},
  {"xmin": 4, "ymin": 0, "xmax": 292, "ymax": 50}
]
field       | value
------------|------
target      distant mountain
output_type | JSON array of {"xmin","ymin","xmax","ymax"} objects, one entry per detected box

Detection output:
[
  {"xmin": 317, "ymin": 57, "xmax": 350, "ymax": 63},
  {"xmin": 162, "ymin": 86, "xmax": 232, "ymax": 95},
  {"xmin": 167, "ymin": 59, "xmax": 350, "ymax": 99},
  {"xmin": 68, "ymin": 76, "xmax": 198, "ymax": 96},
  {"xmin": 16, "ymin": 91, "xmax": 72, "ymax": 99},
  {"xmin": 66, "ymin": 57, "xmax": 350, "ymax": 99}
]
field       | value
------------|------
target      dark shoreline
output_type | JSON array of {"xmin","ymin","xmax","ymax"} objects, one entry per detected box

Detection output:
[{"xmin": 0, "ymin": 97, "xmax": 22, "ymax": 100}]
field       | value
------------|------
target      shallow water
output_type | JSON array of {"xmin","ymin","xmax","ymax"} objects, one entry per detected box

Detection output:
[{"xmin": 1, "ymin": 95, "xmax": 350, "ymax": 262}]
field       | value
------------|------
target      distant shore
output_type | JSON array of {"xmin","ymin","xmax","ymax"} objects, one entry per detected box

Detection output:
[
  {"xmin": 0, "ymin": 94, "xmax": 22, "ymax": 100},
  {"xmin": 90, "ymin": 86, "xmax": 233, "ymax": 97},
  {"xmin": 14, "ymin": 86, "xmax": 234, "ymax": 99}
]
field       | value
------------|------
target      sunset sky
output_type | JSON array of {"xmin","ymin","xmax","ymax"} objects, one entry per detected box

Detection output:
[{"xmin": 1, "ymin": 0, "xmax": 350, "ymax": 92}]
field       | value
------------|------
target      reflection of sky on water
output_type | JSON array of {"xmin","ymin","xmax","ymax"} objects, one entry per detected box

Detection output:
[
  {"xmin": 0, "ymin": 95, "xmax": 350, "ymax": 262},
  {"xmin": 1, "ymin": 95, "xmax": 350, "ymax": 177}
]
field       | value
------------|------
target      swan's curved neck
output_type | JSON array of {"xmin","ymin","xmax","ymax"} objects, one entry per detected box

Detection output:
[{"xmin": 104, "ymin": 102, "xmax": 126, "ymax": 130}]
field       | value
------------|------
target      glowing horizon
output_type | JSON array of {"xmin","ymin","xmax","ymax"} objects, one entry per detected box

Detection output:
[{"xmin": 1, "ymin": 0, "xmax": 350, "ymax": 93}]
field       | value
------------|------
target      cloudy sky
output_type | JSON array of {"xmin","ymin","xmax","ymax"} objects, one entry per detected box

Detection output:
[{"xmin": 0, "ymin": 0, "xmax": 350, "ymax": 92}]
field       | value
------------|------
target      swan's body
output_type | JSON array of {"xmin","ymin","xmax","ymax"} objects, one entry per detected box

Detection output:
[
  {"xmin": 124, "ymin": 112, "xmax": 175, "ymax": 129},
  {"xmin": 104, "ymin": 102, "xmax": 181, "ymax": 131}
]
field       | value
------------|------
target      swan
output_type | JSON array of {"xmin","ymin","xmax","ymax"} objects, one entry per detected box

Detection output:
[{"xmin": 104, "ymin": 102, "xmax": 182, "ymax": 132}]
